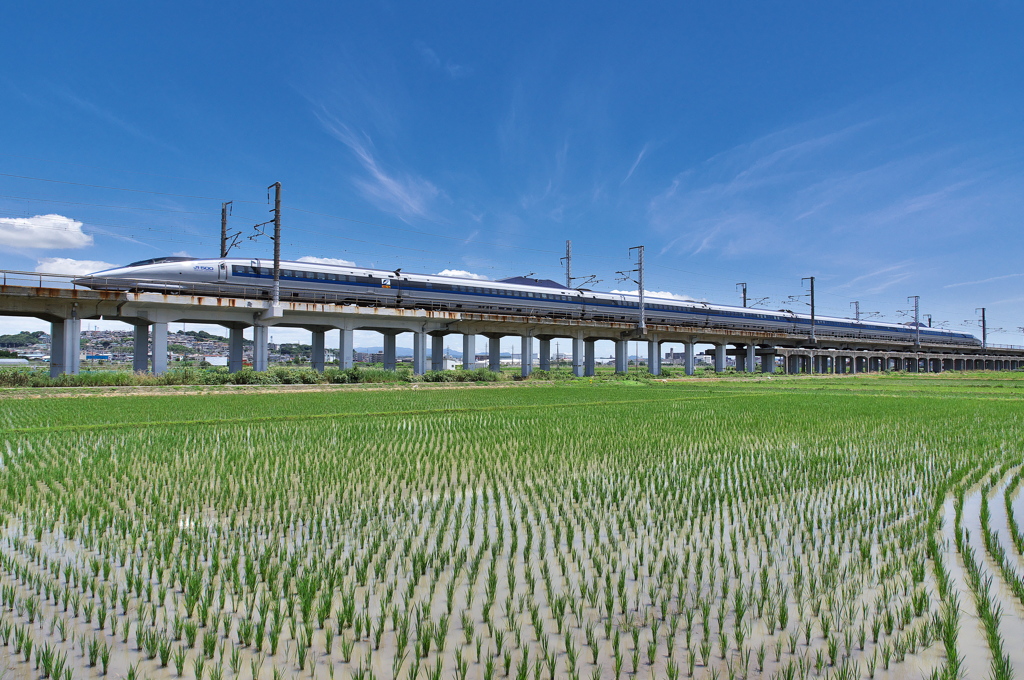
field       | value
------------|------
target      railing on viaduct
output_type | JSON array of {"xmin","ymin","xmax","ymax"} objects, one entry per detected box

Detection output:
[{"xmin": 1, "ymin": 270, "xmax": 1021, "ymax": 378}]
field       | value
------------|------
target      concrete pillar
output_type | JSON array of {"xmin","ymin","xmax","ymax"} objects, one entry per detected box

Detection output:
[
  {"xmin": 133, "ymin": 324, "xmax": 149, "ymax": 373},
  {"xmin": 412, "ymin": 329, "xmax": 427, "ymax": 375},
  {"xmin": 49, "ymin": 320, "xmax": 65, "ymax": 378},
  {"xmin": 521, "ymin": 335, "xmax": 533, "ymax": 377},
  {"xmin": 311, "ymin": 330, "xmax": 326, "ymax": 372},
  {"xmin": 49, "ymin": 319, "xmax": 81, "ymax": 377},
  {"xmin": 761, "ymin": 350, "xmax": 775, "ymax": 374},
  {"xmin": 431, "ymin": 334, "xmax": 445, "ymax": 372},
  {"xmin": 572, "ymin": 334, "xmax": 584, "ymax": 377},
  {"xmin": 746, "ymin": 344, "xmax": 757, "ymax": 373},
  {"xmin": 684, "ymin": 342, "xmax": 695, "ymax": 376},
  {"xmin": 383, "ymin": 333, "xmax": 397, "ymax": 371},
  {"xmin": 228, "ymin": 328, "xmax": 245, "ymax": 373},
  {"xmin": 735, "ymin": 345, "xmax": 746, "ymax": 372},
  {"xmin": 584, "ymin": 340, "xmax": 596, "ymax": 376},
  {"xmin": 539, "ymin": 339, "xmax": 551, "ymax": 371},
  {"xmin": 714, "ymin": 344, "xmax": 726, "ymax": 373},
  {"xmin": 647, "ymin": 336, "xmax": 661, "ymax": 376},
  {"xmin": 252, "ymin": 325, "xmax": 269, "ymax": 372},
  {"xmin": 151, "ymin": 322, "xmax": 168, "ymax": 375},
  {"xmin": 488, "ymin": 336, "xmax": 502, "ymax": 372},
  {"xmin": 614, "ymin": 340, "xmax": 628, "ymax": 374},
  {"xmin": 787, "ymin": 354, "xmax": 799, "ymax": 375},
  {"xmin": 338, "ymin": 328, "xmax": 353, "ymax": 369},
  {"xmin": 462, "ymin": 334, "xmax": 476, "ymax": 370}
]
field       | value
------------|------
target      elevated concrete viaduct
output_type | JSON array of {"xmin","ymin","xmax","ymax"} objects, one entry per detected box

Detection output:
[{"xmin": 2, "ymin": 275, "xmax": 1021, "ymax": 377}]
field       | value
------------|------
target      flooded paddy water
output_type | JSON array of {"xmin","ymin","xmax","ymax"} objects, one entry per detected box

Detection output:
[{"xmin": 0, "ymin": 375, "xmax": 1023, "ymax": 680}]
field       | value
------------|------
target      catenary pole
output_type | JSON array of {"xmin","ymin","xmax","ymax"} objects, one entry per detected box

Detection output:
[
  {"xmin": 802, "ymin": 277, "xmax": 816, "ymax": 342},
  {"xmin": 271, "ymin": 182, "xmax": 281, "ymax": 307}
]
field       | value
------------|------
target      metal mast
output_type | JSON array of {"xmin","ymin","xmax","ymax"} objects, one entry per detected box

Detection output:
[
  {"xmin": 736, "ymin": 282, "xmax": 747, "ymax": 307},
  {"xmin": 633, "ymin": 245, "xmax": 645, "ymax": 332},
  {"xmin": 220, "ymin": 202, "xmax": 232, "ymax": 258},
  {"xmin": 909, "ymin": 296, "xmax": 920, "ymax": 348},
  {"xmin": 270, "ymin": 182, "xmax": 282, "ymax": 306},
  {"xmin": 802, "ymin": 276, "xmax": 816, "ymax": 342},
  {"xmin": 563, "ymin": 240, "xmax": 572, "ymax": 288}
]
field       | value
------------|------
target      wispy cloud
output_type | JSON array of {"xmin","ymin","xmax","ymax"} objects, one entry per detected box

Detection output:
[
  {"xmin": 645, "ymin": 108, "xmax": 1023, "ymax": 274},
  {"xmin": 621, "ymin": 144, "xmax": 649, "ymax": 186},
  {"xmin": 414, "ymin": 41, "xmax": 471, "ymax": 79},
  {"xmin": 944, "ymin": 272, "xmax": 1024, "ymax": 288},
  {"xmin": 833, "ymin": 262, "xmax": 914, "ymax": 294},
  {"xmin": 57, "ymin": 90, "xmax": 178, "ymax": 153},
  {"xmin": 315, "ymin": 109, "xmax": 440, "ymax": 220}
]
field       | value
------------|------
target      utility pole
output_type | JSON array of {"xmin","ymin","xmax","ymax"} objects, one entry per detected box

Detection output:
[
  {"xmin": 736, "ymin": 283, "xmax": 748, "ymax": 308},
  {"xmin": 851, "ymin": 301, "xmax": 860, "ymax": 321},
  {"xmin": 908, "ymin": 296, "xmax": 920, "ymax": 348},
  {"xmin": 220, "ymin": 202, "xmax": 232, "ymax": 258},
  {"xmin": 802, "ymin": 277, "xmax": 816, "ymax": 342},
  {"xmin": 270, "ymin": 182, "xmax": 282, "ymax": 307},
  {"xmin": 562, "ymin": 240, "xmax": 572, "ymax": 288},
  {"xmin": 977, "ymin": 307, "xmax": 987, "ymax": 349},
  {"xmin": 616, "ymin": 246, "xmax": 646, "ymax": 332},
  {"xmin": 924, "ymin": 314, "xmax": 932, "ymax": 328},
  {"xmin": 560, "ymin": 240, "xmax": 600, "ymax": 289},
  {"xmin": 635, "ymin": 245, "xmax": 644, "ymax": 332}
]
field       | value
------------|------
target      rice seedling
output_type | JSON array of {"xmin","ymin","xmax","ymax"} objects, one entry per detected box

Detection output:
[{"xmin": 2, "ymin": 376, "xmax": 1024, "ymax": 680}]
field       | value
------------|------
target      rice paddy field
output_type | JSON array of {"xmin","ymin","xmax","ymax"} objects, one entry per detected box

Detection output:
[{"xmin": 2, "ymin": 373, "xmax": 1024, "ymax": 680}]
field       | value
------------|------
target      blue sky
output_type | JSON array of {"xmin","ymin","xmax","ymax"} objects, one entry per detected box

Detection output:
[{"xmin": 1, "ymin": 3, "xmax": 1023, "ymax": 349}]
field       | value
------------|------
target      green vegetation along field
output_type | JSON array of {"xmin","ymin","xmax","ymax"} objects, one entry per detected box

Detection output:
[{"xmin": 1, "ymin": 374, "xmax": 1024, "ymax": 680}]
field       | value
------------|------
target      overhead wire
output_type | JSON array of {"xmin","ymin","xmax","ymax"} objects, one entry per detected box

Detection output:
[{"xmin": 0, "ymin": 169, "xmax": 963, "ymax": 319}]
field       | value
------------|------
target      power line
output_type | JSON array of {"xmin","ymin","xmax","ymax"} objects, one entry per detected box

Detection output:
[
  {"xmin": 0, "ymin": 172, "xmax": 257, "ymax": 203},
  {"xmin": 0, "ymin": 194, "xmax": 221, "ymax": 215}
]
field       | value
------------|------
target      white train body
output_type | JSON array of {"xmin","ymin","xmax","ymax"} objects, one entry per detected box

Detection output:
[{"xmin": 74, "ymin": 257, "xmax": 982, "ymax": 347}]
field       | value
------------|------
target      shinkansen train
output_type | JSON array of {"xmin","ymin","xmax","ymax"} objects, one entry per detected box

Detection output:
[{"xmin": 73, "ymin": 256, "xmax": 982, "ymax": 347}]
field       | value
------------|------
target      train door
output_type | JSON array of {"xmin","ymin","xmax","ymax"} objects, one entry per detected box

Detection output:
[{"xmin": 218, "ymin": 262, "xmax": 228, "ymax": 282}]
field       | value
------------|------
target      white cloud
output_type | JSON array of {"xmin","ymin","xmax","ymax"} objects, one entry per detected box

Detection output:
[
  {"xmin": 436, "ymin": 269, "xmax": 488, "ymax": 280},
  {"xmin": 0, "ymin": 214, "xmax": 92, "ymax": 249},
  {"xmin": 611, "ymin": 289, "xmax": 696, "ymax": 301},
  {"xmin": 36, "ymin": 257, "xmax": 117, "ymax": 276},
  {"xmin": 298, "ymin": 256, "xmax": 356, "ymax": 267}
]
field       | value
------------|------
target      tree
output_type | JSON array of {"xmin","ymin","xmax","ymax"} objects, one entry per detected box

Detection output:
[{"xmin": 0, "ymin": 331, "xmax": 47, "ymax": 347}]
